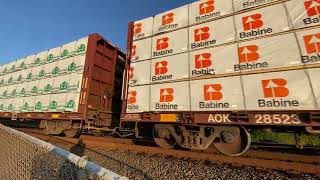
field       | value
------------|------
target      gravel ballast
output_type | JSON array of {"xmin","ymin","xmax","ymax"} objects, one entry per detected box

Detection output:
[{"xmin": 79, "ymin": 147, "xmax": 319, "ymax": 180}]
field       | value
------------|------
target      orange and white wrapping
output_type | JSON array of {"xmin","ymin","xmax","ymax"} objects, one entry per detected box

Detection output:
[
  {"xmin": 189, "ymin": 44, "xmax": 238, "ymax": 77},
  {"xmin": 153, "ymin": 5, "xmax": 188, "ymax": 35},
  {"xmin": 236, "ymin": 33, "xmax": 302, "ymax": 72},
  {"xmin": 129, "ymin": 61, "xmax": 151, "ymax": 86},
  {"xmin": 152, "ymin": 28, "xmax": 188, "ymax": 58},
  {"xmin": 131, "ymin": 38, "xmax": 152, "ymax": 62},
  {"xmin": 307, "ymin": 68, "xmax": 320, "ymax": 108},
  {"xmin": 286, "ymin": 0, "xmax": 320, "ymax": 29},
  {"xmin": 235, "ymin": 3, "xmax": 290, "ymax": 40},
  {"xmin": 189, "ymin": 16, "xmax": 236, "ymax": 50},
  {"xmin": 190, "ymin": 76, "xmax": 245, "ymax": 111},
  {"xmin": 295, "ymin": 27, "xmax": 320, "ymax": 65},
  {"xmin": 189, "ymin": 0, "xmax": 234, "ymax": 25},
  {"xmin": 151, "ymin": 53, "xmax": 189, "ymax": 83},
  {"xmin": 242, "ymin": 70, "xmax": 316, "ymax": 110},
  {"xmin": 133, "ymin": 17, "xmax": 154, "ymax": 41},
  {"xmin": 233, "ymin": 0, "xmax": 277, "ymax": 12},
  {"xmin": 150, "ymin": 81, "xmax": 190, "ymax": 111},
  {"xmin": 126, "ymin": 85, "xmax": 150, "ymax": 113}
]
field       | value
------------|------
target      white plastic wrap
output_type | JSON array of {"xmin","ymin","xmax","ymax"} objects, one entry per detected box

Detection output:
[
  {"xmin": 133, "ymin": 17, "xmax": 154, "ymax": 40},
  {"xmin": 6, "ymin": 61, "xmax": 17, "ymax": 73},
  {"xmin": 242, "ymin": 70, "xmax": 316, "ymax": 110},
  {"xmin": 0, "ymin": 98, "xmax": 10, "ymax": 111},
  {"xmin": 13, "ymin": 58, "xmax": 26, "ymax": 71},
  {"xmin": 65, "ymin": 92, "xmax": 81, "ymax": 112},
  {"xmin": 153, "ymin": 5, "xmax": 188, "ymax": 35},
  {"xmin": 34, "ymin": 51, "xmax": 48, "ymax": 66},
  {"xmin": 0, "ymin": 86, "xmax": 7, "ymax": 99},
  {"xmin": 151, "ymin": 53, "xmax": 189, "ymax": 83},
  {"xmin": 152, "ymin": 28, "xmax": 188, "ymax": 58},
  {"xmin": 131, "ymin": 38, "xmax": 152, "ymax": 62},
  {"xmin": 235, "ymin": 3, "xmax": 290, "ymax": 40},
  {"xmin": 34, "ymin": 94, "xmax": 51, "ymax": 112},
  {"xmin": 189, "ymin": 0, "xmax": 234, "ymax": 25},
  {"xmin": 24, "ymin": 55, "xmax": 36, "ymax": 68},
  {"xmin": 47, "ymin": 47, "xmax": 61, "ymax": 62},
  {"xmin": 189, "ymin": 16, "xmax": 236, "ymax": 50},
  {"xmin": 129, "ymin": 61, "xmax": 151, "ymax": 86},
  {"xmin": 0, "ymin": 36, "xmax": 88, "ymax": 113},
  {"xmin": 190, "ymin": 76, "xmax": 245, "ymax": 111},
  {"xmin": 189, "ymin": 43, "xmax": 238, "ymax": 77},
  {"xmin": 286, "ymin": 0, "xmax": 320, "ymax": 29},
  {"xmin": 60, "ymin": 40, "xmax": 77, "ymax": 58},
  {"xmin": 233, "ymin": 0, "xmax": 276, "ymax": 12},
  {"xmin": 295, "ymin": 27, "xmax": 320, "ymax": 65},
  {"xmin": 49, "ymin": 93, "xmax": 67, "ymax": 112},
  {"xmin": 150, "ymin": 81, "xmax": 190, "ymax": 111},
  {"xmin": 21, "ymin": 96, "xmax": 36, "ymax": 112},
  {"xmin": 126, "ymin": 85, "xmax": 150, "ymax": 113},
  {"xmin": 236, "ymin": 33, "xmax": 302, "ymax": 72},
  {"xmin": 76, "ymin": 37, "xmax": 89, "ymax": 55}
]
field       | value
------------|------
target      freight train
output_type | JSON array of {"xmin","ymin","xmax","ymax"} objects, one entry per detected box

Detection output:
[{"xmin": 1, "ymin": 0, "xmax": 320, "ymax": 156}]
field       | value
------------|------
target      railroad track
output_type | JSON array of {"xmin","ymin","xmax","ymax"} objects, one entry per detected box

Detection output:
[{"xmin": 16, "ymin": 128, "xmax": 320, "ymax": 176}]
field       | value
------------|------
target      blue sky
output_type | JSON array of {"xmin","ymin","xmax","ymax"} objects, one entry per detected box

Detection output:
[{"xmin": 0, "ymin": 0, "xmax": 195, "ymax": 65}]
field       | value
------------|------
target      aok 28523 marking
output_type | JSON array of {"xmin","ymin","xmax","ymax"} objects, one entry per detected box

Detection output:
[{"xmin": 253, "ymin": 114, "xmax": 301, "ymax": 125}]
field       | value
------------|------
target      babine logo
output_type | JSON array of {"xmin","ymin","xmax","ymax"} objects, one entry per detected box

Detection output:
[
  {"xmin": 302, "ymin": 33, "xmax": 320, "ymax": 63},
  {"xmin": 129, "ymin": 67, "xmax": 134, "ymax": 79},
  {"xmin": 134, "ymin": 23, "xmax": 142, "ymax": 35},
  {"xmin": 160, "ymin": 88, "xmax": 174, "ymax": 102},
  {"xmin": 156, "ymin": 88, "xmax": 177, "ymax": 110},
  {"xmin": 262, "ymin": 79, "xmax": 289, "ymax": 98},
  {"xmin": 197, "ymin": 0, "xmax": 220, "ymax": 22},
  {"xmin": 204, "ymin": 84, "xmax": 222, "ymax": 101},
  {"xmin": 199, "ymin": 0, "xmax": 214, "ymax": 15},
  {"xmin": 156, "ymin": 37, "xmax": 169, "ymax": 50},
  {"xmin": 304, "ymin": 0, "xmax": 320, "ymax": 16},
  {"xmin": 242, "ymin": 0, "xmax": 268, "ymax": 8},
  {"xmin": 191, "ymin": 27, "xmax": 216, "ymax": 49},
  {"xmin": 155, "ymin": 61, "xmax": 168, "ymax": 75},
  {"xmin": 159, "ymin": 13, "xmax": 178, "ymax": 31},
  {"xmin": 304, "ymin": 34, "xmax": 320, "ymax": 54},
  {"xmin": 153, "ymin": 61, "xmax": 172, "ymax": 81},
  {"xmin": 194, "ymin": 27, "xmax": 210, "ymax": 42},
  {"xmin": 200, "ymin": 84, "xmax": 230, "ymax": 109},
  {"xmin": 127, "ymin": 91, "xmax": 139, "ymax": 111},
  {"xmin": 154, "ymin": 37, "xmax": 173, "ymax": 57},
  {"xmin": 192, "ymin": 53, "xmax": 215, "ymax": 76},
  {"xmin": 239, "ymin": 45, "xmax": 260, "ymax": 63},
  {"xmin": 195, "ymin": 53, "xmax": 212, "ymax": 68},
  {"xmin": 162, "ymin": 13, "xmax": 174, "ymax": 25},
  {"xmin": 258, "ymin": 78, "xmax": 298, "ymax": 108},
  {"xmin": 128, "ymin": 91, "xmax": 137, "ymax": 104},
  {"xmin": 240, "ymin": 13, "xmax": 272, "ymax": 39},
  {"xmin": 235, "ymin": 45, "xmax": 268, "ymax": 71},
  {"xmin": 242, "ymin": 13, "xmax": 263, "ymax": 31},
  {"xmin": 303, "ymin": 0, "xmax": 320, "ymax": 25}
]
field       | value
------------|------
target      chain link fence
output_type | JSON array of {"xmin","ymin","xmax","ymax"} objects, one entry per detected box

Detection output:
[{"xmin": 0, "ymin": 124, "xmax": 128, "ymax": 180}]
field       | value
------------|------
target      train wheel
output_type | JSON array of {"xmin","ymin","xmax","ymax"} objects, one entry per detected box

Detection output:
[
  {"xmin": 64, "ymin": 122, "xmax": 82, "ymax": 138},
  {"xmin": 64, "ymin": 129, "xmax": 80, "ymax": 138},
  {"xmin": 213, "ymin": 126, "xmax": 251, "ymax": 156},
  {"xmin": 43, "ymin": 120, "xmax": 63, "ymax": 135},
  {"xmin": 153, "ymin": 125, "xmax": 177, "ymax": 149}
]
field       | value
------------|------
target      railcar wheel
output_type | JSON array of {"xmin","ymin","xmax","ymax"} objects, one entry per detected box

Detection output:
[
  {"xmin": 153, "ymin": 125, "xmax": 177, "ymax": 149},
  {"xmin": 213, "ymin": 126, "xmax": 251, "ymax": 156},
  {"xmin": 64, "ymin": 122, "xmax": 82, "ymax": 138},
  {"xmin": 64, "ymin": 129, "xmax": 80, "ymax": 138},
  {"xmin": 43, "ymin": 120, "xmax": 63, "ymax": 135}
]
